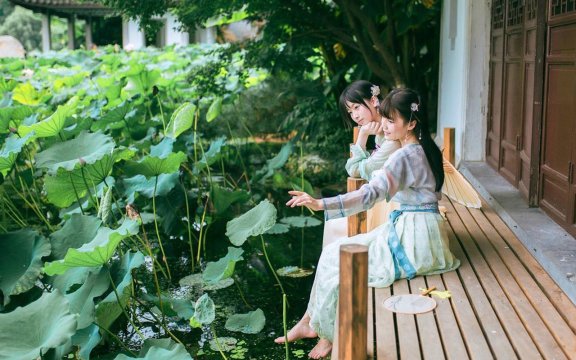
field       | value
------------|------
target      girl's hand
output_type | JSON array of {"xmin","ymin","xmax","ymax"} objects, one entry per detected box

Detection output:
[
  {"xmin": 286, "ymin": 191, "xmax": 323, "ymax": 211},
  {"xmin": 359, "ymin": 121, "xmax": 383, "ymax": 136}
]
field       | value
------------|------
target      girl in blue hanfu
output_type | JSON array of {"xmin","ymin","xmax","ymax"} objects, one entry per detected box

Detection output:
[
  {"xmin": 275, "ymin": 88, "xmax": 461, "ymax": 358},
  {"xmin": 323, "ymin": 80, "xmax": 401, "ymax": 246}
]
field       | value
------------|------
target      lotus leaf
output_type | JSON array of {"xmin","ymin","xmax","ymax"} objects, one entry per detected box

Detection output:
[
  {"xmin": 209, "ymin": 337, "xmax": 237, "ymax": 352},
  {"xmin": 265, "ymin": 223, "xmax": 290, "ymax": 234},
  {"xmin": 203, "ymin": 246, "xmax": 244, "ymax": 285},
  {"xmin": 276, "ymin": 266, "xmax": 315, "ymax": 278},
  {"xmin": 280, "ymin": 216, "xmax": 322, "ymax": 228},
  {"xmin": 35, "ymin": 131, "xmax": 115, "ymax": 174},
  {"xmin": 166, "ymin": 102, "xmax": 196, "ymax": 138},
  {"xmin": 225, "ymin": 308, "xmax": 266, "ymax": 334},
  {"xmin": 72, "ymin": 324, "xmax": 101, "ymax": 360},
  {"xmin": 194, "ymin": 136, "xmax": 226, "ymax": 173},
  {"xmin": 206, "ymin": 97, "xmax": 222, "ymax": 123},
  {"xmin": 203, "ymin": 277, "xmax": 234, "ymax": 291},
  {"xmin": 43, "ymin": 219, "xmax": 139, "ymax": 276},
  {"xmin": 50, "ymin": 214, "xmax": 102, "ymax": 260},
  {"xmin": 255, "ymin": 142, "xmax": 293, "ymax": 180},
  {"xmin": 0, "ymin": 105, "xmax": 34, "ymax": 133},
  {"xmin": 123, "ymin": 152, "xmax": 187, "ymax": 178},
  {"xmin": 0, "ymin": 291, "xmax": 78, "ymax": 359},
  {"xmin": 64, "ymin": 267, "xmax": 110, "ymax": 329},
  {"xmin": 122, "ymin": 173, "xmax": 179, "ymax": 201},
  {"xmin": 141, "ymin": 293, "xmax": 195, "ymax": 320},
  {"xmin": 193, "ymin": 293, "xmax": 215, "ymax": 324},
  {"xmin": 51, "ymin": 267, "xmax": 94, "ymax": 293},
  {"xmin": 0, "ymin": 229, "xmax": 51, "ymax": 305},
  {"xmin": 43, "ymin": 154, "xmax": 115, "ymax": 208},
  {"xmin": 91, "ymin": 101, "xmax": 132, "ymax": 131},
  {"xmin": 115, "ymin": 338, "xmax": 192, "ymax": 360},
  {"xmin": 225, "ymin": 199, "xmax": 277, "ymax": 246},
  {"xmin": 18, "ymin": 96, "xmax": 79, "ymax": 138},
  {"xmin": 12, "ymin": 82, "xmax": 45, "ymax": 105},
  {"xmin": 210, "ymin": 185, "xmax": 250, "ymax": 214},
  {"xmin": 150, "ymin": 137, "xmax": 175, "ymax": 158},
  {"xmin": 0, "ymin": 132, "xmax": 34, "ymax": 176},
  {"xmin": 95, "ymin": 251, "xmax": 144, "ymax": 330}
]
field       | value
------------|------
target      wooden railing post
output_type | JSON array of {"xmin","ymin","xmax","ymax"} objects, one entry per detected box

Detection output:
[
  {"xmin": 348, "ymin": 127, "xmax": 367, "ymax": 236},
  {"xmin": 444, "ymin": 127, "xmax": 455, "ymax": 166},
  {"xmin": 338, "ymin": 244, "xmax": 368, "ymax": 360}
]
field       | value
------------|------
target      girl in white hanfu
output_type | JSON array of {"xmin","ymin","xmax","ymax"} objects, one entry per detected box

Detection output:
[
  {"xmin": 323, "ymin": 80, "xmax": 401, "ymax": 247},
  {"xmin": 275, "ymin": 88, "xmax": 461, "ymax": 359}
]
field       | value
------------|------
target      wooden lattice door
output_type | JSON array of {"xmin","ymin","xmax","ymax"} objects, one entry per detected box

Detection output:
[
  {"xmin": 539, "ymin": 0, "xmax": 576, "ymax": 236},
  {"xmin": 487, "ymin": 0, "xmax": 539, "ymax": 200}
]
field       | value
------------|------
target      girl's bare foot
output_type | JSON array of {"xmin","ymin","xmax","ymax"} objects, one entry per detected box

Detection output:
[
  {"xmin": 308, "ymin": 338, "xmax": 332, "ymax": 359},
  {"xmin": 274, "ymin": 315, "xmax": 317, "ymax": 344}
]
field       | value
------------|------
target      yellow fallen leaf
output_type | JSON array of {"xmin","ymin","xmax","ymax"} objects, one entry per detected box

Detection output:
[{"xmin": 430, "ymin": 290, "xmax": 452, "ymax": 299}]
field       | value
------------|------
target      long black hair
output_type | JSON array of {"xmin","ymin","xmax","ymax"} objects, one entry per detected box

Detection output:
[
  {"xmin": 338, "ymin": 80, "xmax": 381, "ymax": 124},
  {"xmin": 380, "ymin": 88, "xmax": 444, "ymax": 192}
]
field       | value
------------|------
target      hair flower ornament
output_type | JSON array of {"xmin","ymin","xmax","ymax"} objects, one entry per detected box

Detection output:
[
  {"xmin": 370, "ymin": 85, "xmax": 380, "ymax": 97},
  {"xmin": 411, "ymin": 102, "xmax": 420, "ymax": 112}
]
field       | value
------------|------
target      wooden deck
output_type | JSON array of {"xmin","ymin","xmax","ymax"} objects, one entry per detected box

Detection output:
[{"xmin": 334, "ymin": 196, "xmax": 576, "ymax": 359}]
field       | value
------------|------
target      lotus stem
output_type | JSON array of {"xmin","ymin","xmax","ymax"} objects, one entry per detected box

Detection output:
[
  {"xmin": 94, "ymin": 322, "xmax": 137, "ymax": 357},
  {"xmin": 132, "ymin": 297, "xmax": 183, "ymax": 345},
  {"xmin": 195, "ymin": 196, "xmax": 210, "ymax": 264},
  {"xmin": 80, "ymin": 166, "xmax": 98, "ymax": 210},
  {"xmin": 283, "ymin": 293, "xmax": 290, "ymax": 360},
  {"xmin": 152, "ymin": 175, "xmax": 171, "ymax": 280},
  {"xmin": 233, "ymin": 275, "xmax": 252, "ymax": 309},
  {"xmin": 68, "ymin": 172, "xmax": 85, "ymax": 215},
  {"xmin": 210, "ymin": 327, "xmax": 228, "ymax": 360},
  {"xmin": 180, "ymin": 179, "xmax": 195, "ymax": 271},
  {"xmin": 259, "ymin": 235, "xmax": 288, "ymax": 305},
  {"xmin": 105, "ymin": 266, "xmax": 145, "ymax": 340},
  {"xmin": 158, "ymin": 96, "xmax": 167, "ymax": 134}
]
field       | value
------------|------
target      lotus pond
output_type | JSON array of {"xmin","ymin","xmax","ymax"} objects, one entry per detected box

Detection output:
[{"xmin": 0, "ymin": 45, "xmax": 346, "ymax": 359}]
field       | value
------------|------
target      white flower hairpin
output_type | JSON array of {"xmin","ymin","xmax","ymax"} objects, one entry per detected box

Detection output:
[
  {"xmin": 370, "ymin": 85, "xmax": 380, "ymax": 97},
  {"xmin": 411, "ymin": 102, "xmax": 419, "ymax": 112}
]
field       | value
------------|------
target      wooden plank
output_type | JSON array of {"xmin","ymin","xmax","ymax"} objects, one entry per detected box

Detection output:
[
  {"xmin": 424, "ymin": 274, "xmax": 469, "ymax": 360},
  {"xmin": 410, "ymin": 276, "xmax": 445, "ymax": 360},
  {"xmin": 338, "ymin": 245, "xmax": 368, "ymax": 360},
  {"xmin": 392, "ymin": 279, "xmax": 422, "ymax": 360},
  {"xmin": 445, "ymin": 199, "xmax": 537, "ymax": 358},
  {"xmin": 374, "ymin": 286, "xmax": 397, "ymax": 360},
  {"xmin": 368, "ymin": 288, "xmax": 375, "ymax": 358},
  {"xmin": 481, "ymin": 202, "xmax": 576, "ymax": 333},
  {"xmin": 347, "ymin": 177, "xmax": 367, "ymax": 236},
  {"xmin": 453, "ymin": 201, "xmax": 567, "ymax": 359},
  {"xmin": 443, "ymin": 127, "xmax": 455, "ymax": 165},
  {"xmin": 467, "ymin": 203, "xmax": 576, "ymax": 358},
  {"xmin": 441, "ymin": 199, "xmax": 513, "ymax": 359}
]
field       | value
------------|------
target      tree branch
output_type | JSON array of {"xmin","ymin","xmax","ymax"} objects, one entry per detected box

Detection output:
[{"xmin": 342, "ymin": 0, "xmax": 405, "ymax": 86}]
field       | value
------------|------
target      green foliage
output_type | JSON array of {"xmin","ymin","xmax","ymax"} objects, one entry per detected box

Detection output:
[
  {"xmin": 0, "ymin": 5, "xmax": 41, "ymax": 52},
  {"xmin": 0, "ymin": 229, "xmax": 51, "ymax": 305},
  {"xmin": 225, "ymin": 199, "xmax": 277, "ymax": 246},
  {"xmin": 225, "ymin": 308, "xmax": 266, "ymax": 334},
  {"xmin": 0, "ymin": 291, "xmax": 78, "ymax": 359}
]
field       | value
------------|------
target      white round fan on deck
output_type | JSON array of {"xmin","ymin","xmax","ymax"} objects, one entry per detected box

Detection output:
[{"xmin": 442, "ymin": 158, "xmax": 481, "ymax": 209}]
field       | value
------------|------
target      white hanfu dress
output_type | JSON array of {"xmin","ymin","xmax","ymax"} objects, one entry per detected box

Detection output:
[
  {"xmin": 322, "ymin": 136, "xmax": 401, "ymax": 247},
  {"xmin": 308, "ymin": 144, "xmax": 460, "ymax": 341}
]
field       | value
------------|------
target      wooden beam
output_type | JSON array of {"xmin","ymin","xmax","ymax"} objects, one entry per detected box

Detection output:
[
  {"xmin": 444, "ymin": 127, "xmax": 455, "ymax": 165},
  {"xmin": 67, "ymin": 15, "xmax": 76, "ymax": 49},
  {"xmin": 85, "ymin": 17, "xmax": 93, "ymax": 50},
  {"xmin": 348, "ymin": 125, "xmax": 368, "ymax": 236},
  {"xmin": 347, "ymin": 178, "xmax": 367, "ymax": 236},
  {"xmin": 41, "ymin": 13, "xmax": 51, "ymax": 52},
  {"xmin": 338, "ymin": 244, "xmax": 368, "ymax": 360}
]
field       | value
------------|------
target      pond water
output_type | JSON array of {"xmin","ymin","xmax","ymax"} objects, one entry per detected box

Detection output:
[{"xmin": 92, "ymin": 198, "xmax": 326, "ymax": 359}]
